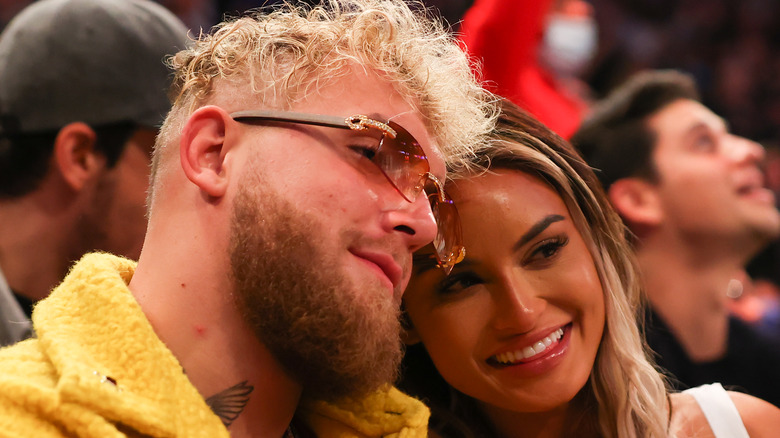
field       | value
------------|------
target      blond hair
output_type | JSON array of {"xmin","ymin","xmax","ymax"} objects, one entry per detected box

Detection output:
[
  {"xmin": 148, "ymin": 0, "xmax": 497, "ymax": 207},
  {"xmin": 447, "ymin": 101, "xmax": 670, "ymax": 437}
]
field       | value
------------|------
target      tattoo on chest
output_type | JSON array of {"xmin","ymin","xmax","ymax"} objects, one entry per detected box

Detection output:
[{"xmin": 206, "ymin": 380, "xmax": 255, "ymax": 427}]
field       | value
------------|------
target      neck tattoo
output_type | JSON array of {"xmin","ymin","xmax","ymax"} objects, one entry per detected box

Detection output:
[{"xmin": 205, "ymin": 380, "xmax": 254, "ymax": 427}]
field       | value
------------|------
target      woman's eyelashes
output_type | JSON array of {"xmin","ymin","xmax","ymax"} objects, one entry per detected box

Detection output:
[
  {"xmin": 436, "ymin": 271, "xmax": 484, "ymax": 296},
  {"xmin": 434, "ymin": 234, "xmax": 570, "ymax": 296},
  {"xmin": 523, "ymin": 235, "xmax": 569, "ymax": 268}
]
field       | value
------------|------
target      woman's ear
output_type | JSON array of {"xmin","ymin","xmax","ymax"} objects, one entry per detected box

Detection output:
[
  {"xmin": 401, "ymin": 310, "xmax": 422, "ymax": 345},
  {"xmin": 401, "ymin": 327, "xmax": 422, "ymax": 346},
  {"xmin": 179, "ymin": 105, "xmax": 234, "ymax": 198}
]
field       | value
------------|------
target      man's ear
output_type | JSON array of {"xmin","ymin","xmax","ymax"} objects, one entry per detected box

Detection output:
[
  {"xmin": 53, "ymin": 122, "xmax": 105, "ymax": 192},
  {"xmin": 180, "ymin": 105, "xmax": 235, "ymax": 198},
  {"xmin": 608, "ymin": 178, "xmax": 663, "ymax": 227}
]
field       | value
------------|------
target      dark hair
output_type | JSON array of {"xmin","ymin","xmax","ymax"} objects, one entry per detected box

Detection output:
[
  {"xmin": 571, "ymin": 69, "xmax": 700, "ymax": 190},
  {"xmin": 0, "ymin": 121, "xmax": 138, "ymax": 198},
  {"xmin": 399, "ymin": 342, "xmax": 497, "ymax": 438}
]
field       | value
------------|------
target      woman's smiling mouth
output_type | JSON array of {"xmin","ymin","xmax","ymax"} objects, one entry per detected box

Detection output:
[{"xmin": 489, "ymin": 324, "xmax": 570, "ymax": 366}]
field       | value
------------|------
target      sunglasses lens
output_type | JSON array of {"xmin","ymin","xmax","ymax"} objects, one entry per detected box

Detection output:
[
  {"xmin": 430, "ymin": 193, "xmax": 465, "ymax": 274},
  {"xmin": 369, "ymin": 118, "xmax": 463, "ymax": 272},
  {"xmin": 374, "ymin": 121, "xmax": 430, "ymax": 201}
]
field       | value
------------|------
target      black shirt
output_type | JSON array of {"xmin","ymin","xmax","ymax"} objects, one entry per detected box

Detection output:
[
  {"xmin": 645, "ymin": 307, "xmax": 780, "ymax": 407},
  {"xmin": 12, "ymin": 290, "xmax": 33, "ymax": 318}
]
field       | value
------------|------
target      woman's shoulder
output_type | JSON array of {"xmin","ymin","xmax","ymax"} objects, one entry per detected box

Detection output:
[
  {"xmin": 728, "ymin": 390, "xmax": 780, "ymax": 437},
  {"xmin": 669, "ymin": 384, "xmax": 780, "ymax": 438}
]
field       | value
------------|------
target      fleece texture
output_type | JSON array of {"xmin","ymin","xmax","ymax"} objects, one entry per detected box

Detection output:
[
  {"xmin": 301, "ymin": 385, "xmax": 430, "ymax": 438},
  {"xmin": 0, "ymin": 253, "xmax": 429, "ymax": 437}
]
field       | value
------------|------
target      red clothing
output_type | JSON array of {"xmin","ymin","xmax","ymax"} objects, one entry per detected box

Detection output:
[{"xmin": 459, "ymin": 0, "xmax": 585, "ymax": 138}]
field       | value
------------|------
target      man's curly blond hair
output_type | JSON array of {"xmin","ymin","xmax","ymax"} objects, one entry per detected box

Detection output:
[{"xmin": 148, "ymin": 0, "xmax": 497, "ymax": 206}]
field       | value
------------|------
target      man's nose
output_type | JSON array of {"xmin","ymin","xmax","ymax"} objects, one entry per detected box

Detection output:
[
  {"xmin": 728, "ymin": 135, "xmax": 765, "ymax": 165},
  {"xmin": 383, "ymin": 191, "xmax": 439, "ymax": 253}
]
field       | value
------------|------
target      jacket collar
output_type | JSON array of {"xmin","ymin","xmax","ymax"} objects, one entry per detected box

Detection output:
[{"xmin": 33, "ymin": 253, "xmax": 229, "ymax": 437}]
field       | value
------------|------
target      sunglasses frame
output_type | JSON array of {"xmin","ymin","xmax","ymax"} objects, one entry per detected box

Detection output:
[
  {"xmin": 230, "ymin": 109, "xmax": 465, "ymax": 272},
  {"xmin": 423, "ymin": 173, "xmax": 466, "ymax": 274}
]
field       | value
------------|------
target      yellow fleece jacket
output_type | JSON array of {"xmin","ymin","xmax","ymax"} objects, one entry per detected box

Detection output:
[{"xmin": 0, "ymin": 253, "xmax": 429, "ymax": 437}]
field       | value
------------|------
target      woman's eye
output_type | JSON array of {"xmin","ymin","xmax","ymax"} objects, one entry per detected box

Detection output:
[
  {"xmin": 523, "ymin": 235, "xmax": 569, "ymax": 267},
  {"xmin": 437, "ymin": 271, "xmax": 483, "ymax": 296}
]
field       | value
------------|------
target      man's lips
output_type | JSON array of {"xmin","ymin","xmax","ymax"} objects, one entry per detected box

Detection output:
[
  {"xmin": 736, "ymin": 173, "xmax": 775, "ymax": 204},
  {"xmin": 350, "ymin": 249, "xmax": 403, "ymax": 292}
]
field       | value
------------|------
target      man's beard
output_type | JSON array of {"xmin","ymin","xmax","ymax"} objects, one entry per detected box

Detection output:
[{"xmin": 229, "ymin": 179, "xmax": 402, "ymax": 401}]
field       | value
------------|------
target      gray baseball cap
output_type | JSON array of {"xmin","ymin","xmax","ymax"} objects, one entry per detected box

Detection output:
[{"xmin": 0, "ymin": 0, "xmax": 190, "ymax": 134}]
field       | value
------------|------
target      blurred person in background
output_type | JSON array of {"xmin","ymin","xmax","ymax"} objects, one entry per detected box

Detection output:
[
  {"xmin": 0, "ymin": 0, "xmax": 189, "ymax": 347},
  {"xmin": 573, "ymin": 69, "xmax": 780, "ymax": 407}
]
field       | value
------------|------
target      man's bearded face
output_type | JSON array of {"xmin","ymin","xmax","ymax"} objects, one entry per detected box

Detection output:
[{"xmin": 229, "ymin": 178, "xmax": 402, "ymax": 400}]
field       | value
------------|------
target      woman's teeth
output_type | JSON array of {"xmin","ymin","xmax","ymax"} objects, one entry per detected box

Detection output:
[{"xmin": 493, "ymin": 328, "xmax": 565, "ymax": 364}]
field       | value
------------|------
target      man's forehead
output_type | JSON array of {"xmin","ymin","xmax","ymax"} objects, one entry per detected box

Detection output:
[
  {"xmin": 423, "ymin": 138, "xmax": 446, "ymax": 180},
  {"xmin": 650, "ymin": 99, "xmax": 725, "ymax": 143}
]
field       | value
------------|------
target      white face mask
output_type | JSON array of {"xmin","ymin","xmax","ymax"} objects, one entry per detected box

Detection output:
[{"xmin": 541, "ymin": 13, "xmax": 598, "ymax": 77}]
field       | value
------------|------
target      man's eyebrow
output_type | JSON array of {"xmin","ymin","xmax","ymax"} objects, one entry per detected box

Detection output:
[
  {"xmin": 512, "ymin": 214, "xmax": 565, "ymax": 252},
  {"xmin": 365, "ymin": 112, "xmax": 388, "ymax": 121},
  {"xmin": 683, "ymin": 118, "xmax": 729, "ymax": 138}
]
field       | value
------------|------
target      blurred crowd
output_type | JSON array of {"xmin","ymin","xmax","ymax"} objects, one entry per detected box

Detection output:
[
  {"xmin": 589, "ymin": 0, "xmax": 780, "ymax": 148},
  {"xmin": 2, "ymin": 0, "xmax": 776, "ymax": 150}
]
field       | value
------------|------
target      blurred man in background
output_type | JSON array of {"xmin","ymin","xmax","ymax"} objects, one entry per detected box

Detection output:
[
  {"xmin": 0, "ymin": 0, "xmax": 189, "ymax": 346},
  {"xmin": 574, "ymin": 69, "xmax": 780, "ymax": 406}
]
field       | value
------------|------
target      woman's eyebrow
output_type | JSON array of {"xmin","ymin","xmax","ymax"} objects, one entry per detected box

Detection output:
[
  {"xmin": 512, "ymin": 214, "xmax": 565, "ymax": 252},
  {"xmin": 412, "ymin": 253, "xmax": 441, "ymax": 275}
]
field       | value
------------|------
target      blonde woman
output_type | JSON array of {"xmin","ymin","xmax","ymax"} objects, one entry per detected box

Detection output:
[{"xmin": 398, "ymin": 100, "xmax": 780, "ymax": 437}]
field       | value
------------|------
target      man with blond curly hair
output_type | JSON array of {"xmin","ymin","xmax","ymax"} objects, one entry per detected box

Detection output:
[{"xmin": 0, "ymin": 0, "xmax": 496, "ymax": 437}]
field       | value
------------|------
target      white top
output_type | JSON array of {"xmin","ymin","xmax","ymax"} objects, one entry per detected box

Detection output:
[{"xmin": 684, "ymin": 383, "xmax": 749, "ymax": 438}]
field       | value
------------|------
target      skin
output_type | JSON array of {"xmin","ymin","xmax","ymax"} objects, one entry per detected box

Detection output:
[
  {"xmin": 404, "ymin": 170, "xmax": 605, "ymax": 438},
  {"xmin": 77, "ymin": 128, "xmax": 155, "ymax": 262},
  {"xmin": 130, "ymin": 66, "xmax": 444, "ymax": 437},
  {"xmin": 0, "ymin": 124, "xmax": 153, "ymax": 301},
  {"xmin": 647, "ymin": 98, "xmax": 780, "ymax": 256}
]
